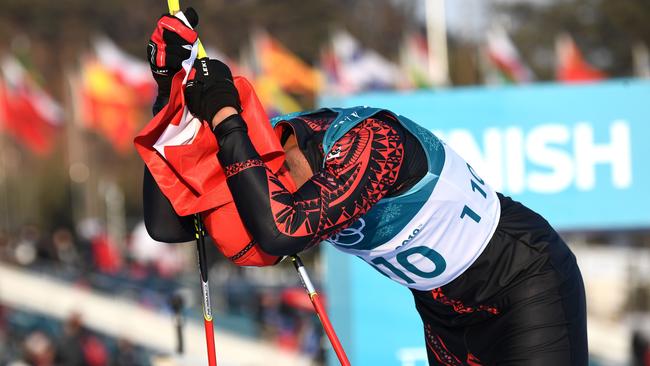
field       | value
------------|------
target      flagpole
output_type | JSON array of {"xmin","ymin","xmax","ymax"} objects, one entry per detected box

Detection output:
[
  {"xmin": 633, "ymin": 42, "xmax": 650, "ymax": 79},
  {"xmin": 425, "ymin": 0, "xmax": 450, "ymax": 87},
  {"xmin": 64, "ymin": 69, "xmax": 91, "ymax": 224},
  {"xmin": 0, "ymin": 134, "xmax": 10, "ymax": 235}
]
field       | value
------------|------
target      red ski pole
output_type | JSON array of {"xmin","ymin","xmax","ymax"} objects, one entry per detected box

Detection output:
[
  {"xmin": 290, "ymin": 255, "xmax": 351, "ymax": 366},
  {"xmin": 194, "ymin": 215, "xmax": 217, "ymax": 366}
]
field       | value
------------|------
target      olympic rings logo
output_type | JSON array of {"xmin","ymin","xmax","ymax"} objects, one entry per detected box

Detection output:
[{"xmin": 329, "ymin": 219, "xmax": 366, "ymax": 247}]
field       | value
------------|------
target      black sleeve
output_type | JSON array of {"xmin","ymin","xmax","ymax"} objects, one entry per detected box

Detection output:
[
  {"xmin": 141, "ymin": 94, "xmax": 194, "ymax": 243},
  {"xmin": 213, "ymin": 113, "xmax": 406, "ymax": 256}
]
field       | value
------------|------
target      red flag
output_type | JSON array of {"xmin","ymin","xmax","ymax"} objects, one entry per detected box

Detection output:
[
  {"xmin": 556, "ymin": 34, "xmax": 606, "ymax": 83},
  {"xmin": 0, "ymin": 57, "xmax": 62, "ymax": 155},
  {"xmin": 135, "ymin": 66, "xmax": 292, "ymax": 266}
]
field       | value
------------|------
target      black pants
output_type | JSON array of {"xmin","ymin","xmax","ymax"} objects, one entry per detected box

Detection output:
[{"xmin": 411, "ymin": 194, "xmax": 588, "ymax": 366}]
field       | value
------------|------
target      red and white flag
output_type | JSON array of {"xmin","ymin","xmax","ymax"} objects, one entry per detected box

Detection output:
[
  {"xmin": 0, "ymin": 56, "xmax": 63, "ymax": 155},
  {"xmin": 485, "ymin": 27, "xmax": 533, "ymax": 84},
  {"xmin": 134, "ymin": 67, "xmax": 286, "ymax": 216},
  {"xmin": 134, "ymin": 12, "xmax": 286, "ymax": 266}
]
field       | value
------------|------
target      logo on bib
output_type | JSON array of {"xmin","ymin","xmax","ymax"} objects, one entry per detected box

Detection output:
[{"xmin": 329, "ymin": 219, "xmax": 366, "ymax": 247}]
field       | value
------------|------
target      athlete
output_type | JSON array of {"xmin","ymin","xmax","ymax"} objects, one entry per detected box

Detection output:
[{"xmin": 143, "ymin": 12, "xmax": 588, "ymax": 365}]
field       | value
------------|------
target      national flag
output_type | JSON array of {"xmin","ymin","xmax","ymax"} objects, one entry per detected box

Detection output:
[
  {"xmin": 79, "ymin": 38, "xmax": 155, "ymax": 153},
  {"xmin": 485, "ymin": 27, "xmax": 533, "ymax": 84},
  {"xmin": 0, "ymin": 56, "xmax": 63, "ymax": 155},
  {"xmin": 556, "ymin": 34, "xmax": 606, "ymax": 83},
  {"xmin": 135, "ymin": 71, "xmax": 286, "ymax": 215},
  {"xmin": 252, "ymin": 31, "xmax": 323, "ymax": 95},
  {"xmin": 328, "ymin": 30, "xmax": 400, "ymax": 94},
  {"xmin": 134, "ymin": 47, "xmax": 288, "ymax": 267},
  {"xmin": 203, "ymin": 45, "xmax": 299, "ymax": 117}
]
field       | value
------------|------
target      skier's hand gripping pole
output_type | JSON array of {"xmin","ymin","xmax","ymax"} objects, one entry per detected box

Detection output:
[
  {"xmin": 291, "ymin": 255, "xmax": 351, "ymax": 366},
  {"xmin": 167, "ymin": 0, "xmax": 207, "ymax": 58}
]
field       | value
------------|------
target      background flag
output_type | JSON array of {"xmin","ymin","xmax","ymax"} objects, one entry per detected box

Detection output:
[
  {"xmin": 79, "ymin": 38, "xmax": 155, "ymax": 153},
  {"xmin": 0, "ymin": 56, "xmax": 63, "ymax": 155},
  {"xmin": 485, "ymin": 26, "xmax": 533, "ymax": 84},
  {"xmin": 399, "ymin": 32, "xmax": 434, "ymax": 89},
  {"xmin": 328, "ymin": 30, "xmax": 400, "ymax": 94},
  {"xmin": 556, "ymin": 34, "xmax": 606, "ymax": 83},
  {"xmin": 254, "ymin": 76, "xmax": 302, "ymax": 117},
  {"xmin": 252, "ymin": 31, "xmax": 322, "ymax": 95}
]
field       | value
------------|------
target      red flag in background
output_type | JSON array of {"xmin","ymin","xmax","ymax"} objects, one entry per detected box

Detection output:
[
  {"xmin": 556, "ymin": 34, "xmax": 606, "ymax": 83},
  {"xmin": 80, "ymin": 38, "xmax": 155, "ymax": 153},
  {"xmin": 0, "ymin": 57, "xmax": 63, "ymax": 155}
]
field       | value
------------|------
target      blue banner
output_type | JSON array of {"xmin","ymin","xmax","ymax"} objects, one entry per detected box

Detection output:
[{"xmin": 320, "ymin": 80, "xmax": 650, "ymax": 366}]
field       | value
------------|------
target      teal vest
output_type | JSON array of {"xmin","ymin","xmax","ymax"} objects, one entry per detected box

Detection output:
[{"xmin": 271, "ymin": 106, "xmax": 446, "ymax": 251}]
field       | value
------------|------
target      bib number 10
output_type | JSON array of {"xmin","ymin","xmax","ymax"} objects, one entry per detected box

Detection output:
[
  {"xmin": 369, "ymin": 246, "xmax": 446, "ymax": 284},
  {"xmin": 461, "ymin": 163, "xmax": 487, "ymax": 224}
]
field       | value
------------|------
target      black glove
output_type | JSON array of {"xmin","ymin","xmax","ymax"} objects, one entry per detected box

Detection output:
[
  {"xmin": 184, "ymin": 58, "xmax": 241, "ymax": 124},
  {"xmin": 147, "ymin": 8, "xmax": 199, "ymax": 97}
]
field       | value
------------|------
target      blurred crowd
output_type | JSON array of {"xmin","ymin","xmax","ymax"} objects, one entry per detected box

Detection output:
[
  {"xmin": 0, "ymin": 307, "xmax": 150, "ymax": 366},
  {"xmin": 0, "ymin": 220, "xmax": 325, "ymax": 364}
]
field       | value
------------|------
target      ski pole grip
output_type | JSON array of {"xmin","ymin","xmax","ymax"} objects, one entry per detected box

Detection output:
[
  {"xmin": 167, "ymin": 0, "xmax": 207, "ymax": 58},
  {"xmin": 167, "ymin": 0, "xmax": 180, "ymax": 14}
]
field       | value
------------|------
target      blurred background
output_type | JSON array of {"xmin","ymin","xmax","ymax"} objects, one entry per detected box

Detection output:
[{"xmin": 0, "ymin": 0, "xmax": 649, "ymax": 365}]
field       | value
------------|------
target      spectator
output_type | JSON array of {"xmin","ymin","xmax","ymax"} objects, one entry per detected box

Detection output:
[
  {"xmin": 52, "ymin": 227, "xmax": 80, "ymax": 270},
  {"xmin": 632, "ymin": 330, "xmax": 650, "ymax": 366},
  {"xmin": 55, "ymin": 312, "xmax": 85, "ymax": 366},
  {"xmin": 23, "ymin": 331, "xmax": 56, "ymax": 366},
  {"xmin": 113, "ymin": 338, "xmax": 146, "ymax": 366},
  {"xmin": 82, "ymin": 334, "xmax": 109, "ymax": 366},
  {"xmin": 91, "ymin": 234, "xmax": 123, "ymax": 275},
  {"xmin": 12, "ymin": 225, "xmax": 39, "ymax": 266}
]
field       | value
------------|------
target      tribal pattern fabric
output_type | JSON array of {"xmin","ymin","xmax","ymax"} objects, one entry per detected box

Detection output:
[
  {"xmin": 216, "ymin": 113, "xmax": 407, "ymax": 255},
  {"xmin": 225, "ymin": 158, "xmax": 265, "ymax": 178},
  {"xmin": 269, "ymin": 117, "xmax": 405, "ymax": 247}
]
